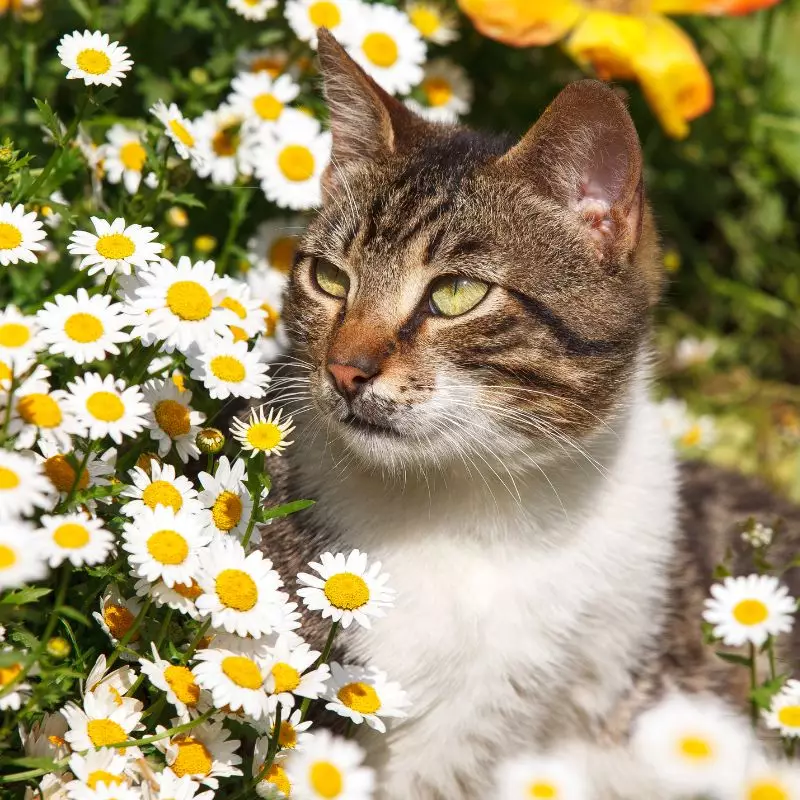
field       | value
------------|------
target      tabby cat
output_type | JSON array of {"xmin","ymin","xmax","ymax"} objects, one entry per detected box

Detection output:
[{"xmin": 262, "ymin": 29, "xmax": 800, "ymax": 799}]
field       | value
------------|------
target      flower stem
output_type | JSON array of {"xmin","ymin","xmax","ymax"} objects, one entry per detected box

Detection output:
[
  {"xmin": 0, "ymin": 369, "xmax": 18, "ymax": 442},
  {"xmin": 299, "ymin": 620, "xmax": 339, "ymax": 722},
  {"xmin": 109, "ymin": 707, "xmax": 215, "ymax": 751},
  {"xmin": 241, "ymin": 453, "xmax": 266, "ymax": 550},
  {"xmin": 749, "ymin": 642, "xmax": 759, "ymax": 726},
  {"xmin": 182, "ymin": 619, "xmax": 211, "ymax": 662},
  {"xmin": 217, "ymin": 187, "xmax": 252, "ymax": 274}
]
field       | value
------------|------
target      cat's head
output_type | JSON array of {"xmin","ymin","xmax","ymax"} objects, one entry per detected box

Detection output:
[{"xmin": 283, "ymin": 29, "xmax": 662, "ymax": 473}]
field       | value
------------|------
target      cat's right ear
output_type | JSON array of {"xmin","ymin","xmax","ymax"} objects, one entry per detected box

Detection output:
[{"xmin": 316, "ymin": 28, "xmax": 425, "ymax": 194}]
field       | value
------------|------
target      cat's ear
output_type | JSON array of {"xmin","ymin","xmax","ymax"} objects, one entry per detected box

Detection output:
[
  {"xmin": 316, "ymin": 28, "xmax": 426, "ymax": 193},
  {"xmin": 498, "ymin": 80, "xmax": 644, "ymax": 261}
]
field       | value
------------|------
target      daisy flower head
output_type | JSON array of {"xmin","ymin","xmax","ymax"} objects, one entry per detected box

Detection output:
[
  {"xmin": 218, "ymin": 276, "xmax": 268, "ymax": 343},
  {"xmin": 150, "ymin": 101, "xmax": 205, "ymax": 168},
  {"xmin": 193, "ymin": 647, "xmax": 272, "ymax": 720},
  {"xmin": 37, "ymin": 288, "xmax": 132, "ymax": 365},
  {"xmin": 297, "ymin": 550, "xmax": 395, "ymax": 629},
  {"xmin": 85, "ymin": 653, "xmax": 137, "ymax": 697},
  {"xmin": 227, "ymin": 0, "xmax": 277, "ymax": 21},
  {"xmin": 57, "ymin": 30, "xmax": 133, "ymax": 87},
  {"xmin": 197, "ymin": 455, "xmax": 253, "ymax": 541},
  {"xmin": 150, "ymin": 770, "xmax": 216, "ymax": 800},
  {"xmin": 195, "ymin": 537, "xmax": 290, "ymax": 638},
  {"xmin": 104, "ymin": 124, "xmax": 151, "ymax": 194},
  {"xmin": 93, "ymin": 584, "xmax": 143, "ymax": 648},
  {"xmin": 247, "ymin": 217, "xmax": 305, "ymax": 275},
  {"xmin": 193, "ymin": 104, "xmax": 254, "ymax": 186},
  {"xmin": 284, "ymin": 0, "xmax": 362, "ymax": 47},
  {"xmin": 139, "ymin": 644, "xmax": 204, "ymax": 721},
  {"xmin": 262, "ymin": 638, "xmax": 330, "ymax": 713},
  {"xmin": 0, "ymin": 451, "xmax": 54, "ymax": 520},
  {"xmin": 285, "ymin": 729, "xmax": 374, "ymax": 800},
  {"xmin": 631, "ymin": 692, "xmax": 755, "ymax": 797},
  {"xmin": 253, "ymin": 736, "xmax": 292, "ymax": 798},
  {"xmin": 254, "ymin": 110, "xmax": 331, "ymax": 210},
  {"xmin": 237, "ymin": 47, "xmax": 291, "ymax": 78},
  {"xmin": 61, "ymin": 688, "xmax": 143, "ymax": 752},
  {"xmin": 495, "ymin": 751, "xmax": 589, "ymax": 800},
  {"xmin": 0, "ymin": 305, "xmax": 44, "ymax": 368},
  {"xmin": 7, "ymin": 377, "xmax": 82, "ymax": 453},
  {"xmin": 738, "ymin": 760, "xmax": 800, "ymax": 800},
  {"xmin": 404, "ymin": 97, "xmax": 458, "ymax": 124},
  {"xmin": 658, "ymin": 396, "xmax": 716, "ymax": 450},
  {"xmin": 325, "ymin": 662, "xmax": 408, "ymax": 733},
  {"xmin": 67, "ymin": 217, "xmax": 163, "ymax": 277},
  {"xmin": 231, "ymin": 405, "xmax": 295, "ymax": 457},
  {"xmin": 19, "ymin": 712, "xmax": 70, "ymax": 761},
  {"xmin": 66, "ymin": 748, "xmax": 134, "ymax": 794},
  {"xmin": 703, "ymin": 574, "xmax": 796, "ymax": 648},
  {"xmin": 765, "ymin": 679, "xmax": 800, "ymax": 737},
  {"xmin": 228, "ymin": 71, "xmax": 300, "ymax": 131},
  {"xmin": 266, "ymin": 708, "xmax": 314, "ymax": 753},
  {"xmin": 65, "ymin": 372, "xmax": 149, "ymax": 444},
  {"xmin": 420, "ymin": 59, "xmax": 472, "ymax": 117},
  {"xmin": 134, "ymin": 575, "xmax": 204, "ymax": 620},
  {"xmin": 37, "ymin": 441, "xmax": 115, "ymax": 498},
  {"xmin": 141, "ymin": 379, "xmax": 205, "ymax": 462},
  {"xmin": 121, "ymin": 461, "xmax": 202, "ymax": 518},
  {"xmin": 38, "ymin": 512, "xmax": 114, "ymax": 568},
  {"xmin": 406, "ymin": 1, "xmax": 459, "ymax": 44},
  {"xmin": 122, "ymin": 505, "xmax": 211, "ymax": 588},
  {"xmin": 187, "ymin": 339, "xmax": 269, "ymax": 401},
  {"xmin": 155, "ymin": 717, "xmax": 242, "ymax": 788},
  {"xmin": 128, "ymin": 256, "xmax": 236, "ymax": 355},
  {"xmin": 0, "ymin": 648, "xmax": 32, "ymax": 711},
  {"xmin": 340, "ymin": 4, "xmax": 426, "ymax": 95},
  {"xmin": 0, "ymin": 202, "xmax": 47, "ymax": 266}
]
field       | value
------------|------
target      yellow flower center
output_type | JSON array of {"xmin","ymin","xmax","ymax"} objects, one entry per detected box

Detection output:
[
  {"xmin": 0, "ymin": 662, "xmax": 21, "ymax": 684},
  {"xmin": 210, "ymin": 355, "xmax": 246, "ymax": 383},
  {"xmin": 528, "ymin": 782, "xmax": 558, "ymax": 799},
  {"xmin": 246, "ymin": 422, "xmax": 283, "ymax": 452},
  {"xmin": 212, "ymin": 128, "xmax": 239, "ymax": 157},
  {"xmin": 64, "ymin": 312, "xmax": 104, "ymax": 343},
  {"xmin": 423, "ymin": 77, "xmax": 453, "ymax": 107},
  {"xmin": 777, "ymin": 705, "xmax": 800, "ymax": 728},
  {"xmin": 142, "ymin": 480, "xmax": 183, "ymax": 512},
  {"xmin": 733, "ymin": 598, "xmax": 769, "ymax": 626},
  {"xmin": 263, "ymin": 764, "xmax": 291, "ymax": 795},
  {"xmin": 231, "ymin": 326, "xmax": 249, "ymax": 343},
  {"xmin": 103, "ymin": 602, "xmax": 138, "ymax": 640},
  {"xmin": 53, "ymin": 522, "xmax": 90, "ymax": 549},
  {"xmin": 169, "ymin": 119, "xmax": 195, "ymax": 148},
  {"xmin": 250, "ymin": 56, "xmax": 283, "ymax": 76},
  {"xmin": 222, "ymin": 655, "xmax": 264, "ymax": 689},
  {"xmin": 166, "ymin": 280, "xmax": 213, "ymax": 321},
  {"xmin": 337, "ymin": 681, "xmax": 381, "ymax": 714},
  {"xmin": 362, "ymin": 32, "xmax": 398, "ymax": 68},
  {"xmin": 86, "ymin": 390, "xmax": 125, "ymax": 422},
  {"xmin": 87, "ymin": 770, "xmax": 123, "ymax": 790},
  {"xmin": 48, "ymin": 734, "xmax": 66, "ymax": 747},
  {"xmin": 211, "ymin": 490, "xmax": 243, "ymax": 531},
  {"xmin": 253, "ymin": 93, "xmax": 283, "ymax": 121},
  {"xmin": 164, "ymin": 665, "xmax": 200, "ymax": 705},
  {"xmin": 221, "ymin": 297, "xmax": 247, "ymax": 320},
  {"xmin": 260, "ymin": 302, "xmax": 280, "ymax": 337},
  {"xmin": 323, "ymin": 572, "xmax": 370, "ymax": 610},
  {"xmin": 120, "ymin": 141, "xmax": 147, "ymax": 172},
  {"xmin": 0, "ymin": 322, "xmax": 30, "ymax": 347},
  {"xmin": 277, "ymin": 145, "xmax": 315, "ymax": 182},
  {"xmin": 215, "ymin": 568, "xmax": 258, "ymax": 611},
  {"xmin": 154, "ymin": 398, "xmax": 191, "ymax": 438},
  {"xmin": 171, "ymin": 736, "xmax": 213, "ymax": 777},
  {"xmin": 44, "ymin": 454, "xmax": 88, "ymax": 493},
  {"xmin": 147, "ymin": 529, "xmax": 189, "ymax": 565},
  {"xmin": 76, "ymin": 48, "xmax": 112, "ymax": 75},
  {"xmin": 96, "ymin": 233, "xmax": 135, "ymax": 260},
  {"xmin": 309, "ymin": 761, "xmax": 343, "ymax": 798},
  {"xmin": 0, "ymin": 361, "xmax": 11, "ymax": 382},
  {"xmin": 309, "ymin": 0, "xmax": 341, "ymax": 26},
  {"xmin": 0, "ymin": 222, "xmax": 23, "ymax": 251},
  {"xmin": 270, "ymin": 662, "xmax": 301, "ymax": 694},
  {"xmin": 268, "ymin": 235, "xmax": 296, "ymax": 274},
  {"xmin": 86, "ymin": 718, "xmax": 127, "ymax": 748},
  {"xmin": 409, "ymin": 6, "xmax": 441, "ymax": 37},
  {"xmin": 18, "ymin": 393, "xmax": 62, "ymax": 428},
  {"xmin": 749, "ymin": 781, "xmax": 789, "ymax": 800},
  {"xmin": 0, "ymin": 466, "xmax": 20, "ymax": 491},
  {"xmin": 680, "ymin": 424, "xmax": 702, "ymax": 447},
  {"xmin": 277, "ymin": 720, "xmax": 297, "ymax": 748},
  {"xmin": 678, "ymin": 735, "xmax": 713, "ymax": 760},
  {"xmin": 173, "ymin": 579, "xmax": 203, "ymax": 600}
]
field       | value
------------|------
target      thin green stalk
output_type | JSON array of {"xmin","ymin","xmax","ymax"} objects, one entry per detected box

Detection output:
[
  {"xmin": 58, "ymin": 446, "xmax": 92, "ymax": 512},
  {"xmin": 242, "ymin": 704, "xmax": 283, "ymax": 799},
  {"xmin": 207, "ymin": 452, "xmax": 215, "ymax": 474},
  {"xmin": 0, "ymin": 761, "xmax": 68, "ymax": 784},
  {"xmin": 182, "ymin": 619, "xmax": 211, "ymax": 662},
  {"xmin": 0, "ymin": 370, "xmax": 18, "ymax": 441},
  {"xmin": 749, "ymin": 642, "xmax": 758, "ymax": 726},
  {"xmin": 300, "ymin": 621, "xmax": 339, "ymax": 721},
  {"xmin": 242, "ymin": 453, "xmax": 267, "ymax": 550},
  {"xmin": 108, "ymin": 707, "xmax": 215, "ymax": 751},
  {"xmin": 217, "ymin": 188, "xmax": 252, "ymax": 274},
  {"xmin": 154, "ymin": 608, "xmax": 174, "ymax": 651},
  {"xmin": 767, "ymin": 636, "xmax": 777, "ymax": 681},
  {"xmin": 105, "ymin": 596, "xmax": 152, "ymax": 672}
]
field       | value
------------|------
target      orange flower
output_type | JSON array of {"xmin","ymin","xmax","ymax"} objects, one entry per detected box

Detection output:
[{"xmin": 457, "ymin": 0, "xmax": 778, "ymax": 138}]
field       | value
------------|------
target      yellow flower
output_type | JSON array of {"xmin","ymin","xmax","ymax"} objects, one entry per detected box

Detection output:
[{"xmin": 457, "ymin": 0, "xmax": 776, "ymax": 138}]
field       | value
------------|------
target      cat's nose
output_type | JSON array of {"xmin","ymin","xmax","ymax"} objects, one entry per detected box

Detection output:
[{"xmin": 327, "ymin": 357, "xmax": 380, "ymax": 400}]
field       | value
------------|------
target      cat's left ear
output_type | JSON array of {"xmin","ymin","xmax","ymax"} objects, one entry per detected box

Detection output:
[{"xmin": 497, "ymin": 80, "xmax": 644, "ymax": 262}]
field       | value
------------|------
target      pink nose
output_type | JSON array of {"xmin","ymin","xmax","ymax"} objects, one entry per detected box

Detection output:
[{"xmin": 327, "ymin": 359, "xmax": 379, "ymax": 399}]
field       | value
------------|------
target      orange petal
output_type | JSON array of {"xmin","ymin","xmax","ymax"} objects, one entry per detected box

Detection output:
[
  {"xmin": 565, "ymin": 10, "xmax": 642, "ymax": 80},
  {"xmin": 457, "ymin": 0, "xmax": 583, "ymax": 47},
  {"xmin": 652, "ymin": 0, "xmax": 781, "ymax": 15}
]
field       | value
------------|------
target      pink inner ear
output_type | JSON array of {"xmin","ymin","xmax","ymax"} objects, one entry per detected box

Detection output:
[{"xmin": 574, "ymin": 180, "xmax": 615, "ymax": 254}]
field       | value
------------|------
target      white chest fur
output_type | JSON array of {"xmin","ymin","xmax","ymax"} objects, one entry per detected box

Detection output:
[{"xmin": 294, "ymin": 390, "xmax": 680, "ymax": 799}]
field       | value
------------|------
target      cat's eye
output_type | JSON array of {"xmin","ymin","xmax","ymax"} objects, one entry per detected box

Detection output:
[
  {"xmin": 429, "ymin": 275, "xmax": 489, "ymax": 317},
  {"xmin": 314, "ymin": 258, "xmax": 350, "ymax": 299}
]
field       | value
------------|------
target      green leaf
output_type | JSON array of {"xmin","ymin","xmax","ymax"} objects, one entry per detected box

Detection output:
[
  {"xmin": 123, "ymin": 0, "xmax": 150, "ymax": 24},
  {"xmin": 260, "ymin": 499, "xmax": 315, "ymax": 522},
  {"xmin": 715, "ymin": 650, "xmax": 753, "ymax": 667},
  {"xmin": 259, "ymin": 472, "xmax": 273, "ymax": 492},
  {"xmin": 751, "ymin": 675, "xmax": 789, "ymax": 710},
  {"xmin": 10, "ymin": 628, "xmax": 39, "ymax": 650},
  {"xmin": 58, "ymin": 606, "xmax": 92, "ymax": 627},
  {"xmin": 1, "ymin": 586, "xmax": 52, "ymax": 606},
  {"xmin": 66, "ymin": 0, "xmax": 92, "ymax": 22},
  {"xmin": 32, "ymin": 99, "xmax": 62, "ymax": 142},
  {"xmin": 6, "ymin": 756, "xmax": 61, "ymax": 771}
]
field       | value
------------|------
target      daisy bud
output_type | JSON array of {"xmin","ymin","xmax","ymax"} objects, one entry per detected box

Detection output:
[
  {"xmin": 136, "ymin": 452, "xmax": 162, "ymax": 477},
  {"xmin": 197, "ymin": 428, "xmax": 225, "ymax": 455},
  {"xmin": 0, "ymin": 145, "xmax": 14, "ymax": 164},
  {"xmin": 194, "ymin": 235, "xmax": 217, "ymax": 254},
  {"xmin": 46, "ymin": 636, "xmax": 71, "ymax": 659},
  {"xmin": 166, "ymin": 206, "xmax": 189, "ymax": 228},
  {"xmin": 190, "ymin": 67, "xmax": 209, "ymax": 85}
]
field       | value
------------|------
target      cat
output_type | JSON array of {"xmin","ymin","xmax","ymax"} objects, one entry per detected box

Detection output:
[{"xmin": 261, "ymin": 29, "xmax": 800, "ymax": 799}]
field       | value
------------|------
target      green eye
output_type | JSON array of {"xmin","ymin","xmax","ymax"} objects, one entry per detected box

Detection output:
[
  {"xmin": 314, "ymin": 259, "xmax": 349, "ymax": 299},
  {"xmin": 429, "ymin": 276, "xmax": 489, "ymax": 317}
]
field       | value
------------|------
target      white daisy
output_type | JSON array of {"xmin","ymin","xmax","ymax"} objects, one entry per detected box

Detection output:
[
  {"xmin": 103, "ymin": 124, "xmax": 152, "ymax": 195},
  {"xmin": 67, "ymin": 217, "xmax": 163, "ymax": 277},
  {"xmin": 187, "ymin": 339, "xmax": 270, "ymax": 401},
  {"xmin": 93, "ymin": 585, "xmax": 144, "ymax": 648},
  {"xmin": 631, "ymin": 692, "xmax": 755, "ymax": 798},
  {"xmin": 419, "ymin": 59, "xmax": 472, "ymax": 116},
  {"xmin": 703, "ymin": 574, "xmax": 796, "ymax": 648},
  {"xmin": 70, "ymin": 782, "xmax": 142, "ymax": 800},
  {"xmin": 7, "ymin": 377, "xmax": 82, "ymax": 452},
  {"xmin": 325, "ymin": 662, "xmax": 408, "ymax": 733},
  {"xmin": 262, "ymin": 638, "xmax": 330, "ymax": 713},
  {"xmin": 0, "ymin": 451, "xmax": 54, "ymax": 520},
  {"xmin": 284, "ymin": 0, "xmax": 362, "ymax": 47},
  {"xmin": 141, "ymin": 379, "xmax": 205, "ymax": 462},
  {"xmin": 128, "ymin": 256, "xmax": 236, "ymax": 355},
  {"xmin": 246, "ymin": 217, "xmax": 305, "ymax": 275},
  {"xmin": 674, "ymin": 335, "xmax": 717, "ymax": 369},
  {"xmin": 19, "ymin": 712, "xmax": 71, "ymax": 761},
  {"xmin": 121, "ymin": 461, "xmax": 202, "ymax": 518},
  {"xmin": 658, "ymin": 397, "xmax": 716, "ymax": 450},
  {"xmin": 61, "ymin": 689, "xmax": 143, "ymax": 752},
  {"xmin": 66, "ymin": 748, "xmax": 134, "ymax": 793},
  {"xmin": 265, "ymin": 708, "xmax": 314, "ymax": 752},
  {"xmin": 37, "ymin": 512, "xmax": 114, "ymax": 568},
  {"xmin": 0, "ymin": 647, "xmax": 32, "ymax": 711},
  {"xmin": 231, "ymin": 405, "xmax": 295, "ymax": 457},
  {"xmin": 495, "ymin": 750, "xmax": 589, "ymax": 800},
  {"xmin": 148, "ymin": 769, "xmax": 216, "ymax": 800},
  {"xmin": 150, "ymin": 101, "xmax": 205, "ymax": 167},
  {"xmin": 228, "ymin": 71, "xmax": 300, "ymax": 131},
  {"xmin": 738, "ymin": 760, "xmax": 800, "ymax": 800},
  {"xmin": 122, "ymin": 505, "xmax": 211, "ymax": 588},
  {"xmin": 0, "ymin": 305, "xmax": 44, "ymax": 368},
  {"xmin": 236, "ymin": 47, "xmax": 291, "ymax": 78},
  {"xmin": 65, "ymin": 372, "xmax": 149, "ymax": 444},
  {"xmin": 227, "ymin": 0, "xmax": 277, "ymax": 21},
  {"xmin": 193, "ymin": 104, "xmax": 254, "ymax": 186},
  {"xmin": 195, "ymin": 538, "xmax": 292, "ymax": 638},
  {"xmin": 285, "ymin": 729, "xmax": 374, "ymax": 800},
  {"xmin": 134, "ymin": 575, "xmax": 204, "ymax": 620},
  {"xmin": 139, "ymin": 644, "xmax": 204, "ymax": 721},
  {"xmin": 406, "ymin": 1, "xmax": 459, "ymax": 44},
  {"xmin": 154, "ymin": 717, "xmax": 242, "ymax": 788},
  {"xmin": 193, "ymin": 647, "xmax": 272, "ymax": 720},
  {"xmin": 37, "ymin": 441, "xmax": 115, "ymax": 498},
  {"xmin": 253, "ymin": 736, "xmax": 292, "ymax": 799},
  {"xmin": 57, "ymin": 30, "xmax": 133, "ymax": 87},
  {"xmin": 84, "ymin": 653, "xmax": 137, "ymax": 696},
  {"xmin": 297, "ymin": 550, "xmax": 395, "ymax": 629},
  {"xmin": 197, "ymin": 455, "xmax": 254, "ymax": 542},
  {"xmin": 0, "ymin": 352, "xmax": 33, "ymax": 391},
  {"xmin": 404, "ymin": 97, "xmax": 458, "ymax": 124},
  {"xmin": 218, "ymin": 276, "xmax": 268, "ymax": 343},
  {"xmin": 37, "ymin": 288, "xmax": 132, "ymax": 365},
  {"xmin": 765, "ymin": 679, "xmax": 800, "ymax": 737},
  {"xmin": 0, "ymin": 202, "xmax": 47, "ymax": 265},
  {"xmin": 340, "ymin": 4, "xmax": 426, "ymax": 95},
  {"xmin": 254, "ymin": 110, "xmax": 331, "ymax": 210}
]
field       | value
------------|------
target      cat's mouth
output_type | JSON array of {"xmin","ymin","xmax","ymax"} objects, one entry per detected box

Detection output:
[{"xmin": 340, "ymin": 414, "xmax": 402, "ymax": 438}]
